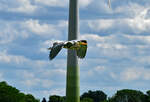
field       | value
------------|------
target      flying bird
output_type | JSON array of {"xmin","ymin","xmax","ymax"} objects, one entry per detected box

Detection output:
[{"xmin": 48, "ymin": 40, "xmax": 87, "ymax": 60}]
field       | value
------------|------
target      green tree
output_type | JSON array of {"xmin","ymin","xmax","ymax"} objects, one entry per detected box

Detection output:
[
  {"xmin": 81, "ymin": 98, "xmax": 93, "ymax": 102},
  {"xmin": 81, "ymin": 90, "xmax": 107, "ymax": 102},
  {"xmin": 146, "ymin": 90, "xmax": 150, "ymax": 102},
  {"xmin": 42, "ymin": 97, "xmax": 47, "ymax": 102},
  {"xmin": 0, "ymin": 81, "xmax": 39, "ymax": 102},
  {"xmin": 48, "ymin": 95, "xmax": 65, "ymax": 102},
  {"xmin": 147, "ymin": 90, "xmax": 150, "ymax": 96},
  {"xmin": 109, "ymin": 89, "xmax": 147, "ymax": 102},
  {"xmin": 24, "ymin": 94, "xmax": 39, "ymax": 102}
]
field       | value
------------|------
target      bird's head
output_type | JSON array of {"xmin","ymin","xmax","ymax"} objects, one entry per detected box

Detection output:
[
  {"xmin": 80, "ymin": 40, "xmax": 87, "ymax": 43},
  {"xmin": 80, "ymin": 40, "xmax": 87, "ymax": 46}
]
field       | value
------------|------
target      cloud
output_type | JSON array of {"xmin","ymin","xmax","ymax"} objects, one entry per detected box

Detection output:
[
  {"xmin": 22, "ymin": 19, "xmax": 68, "ymax": 38},
  {"xmin": 0, "ymin": 51, "xmax": 28, "ymax": 64},
  {"xmin": 11, "ymin": 0, "xmax": 37, "ymax": 13},
  {"xmin": 88, "ymin": 19, "xmax": 114, "ymax": 31},
  {"xmin": 34, "ymin": 0, "xmax": 68, "ymax": 7},
  {"xmin": 83, "ymin": 5, "xmax": 150, "ymax": 34},
  {"xmin": 120, "ymin": 68, "xmax": 150, "ymax": 81},
  {"xmin": 79, "ymin": 0, "xmax": 93, "ymax": 8},
  {"xmin": 86, "ymin": 0, "xmax": 112, "ymax": 13},
  {"xmin": 23, "ymin": 19, "xmax": 59, "ymax": 35},
  {"xmin": 0, "ymin": 50, "xmax": 66, "ymax": 97},
  {"xmin": 114, "ymin": 2, "xmax": 145, "ymax": 17},
  {"xmin": 0, "ymin": 20, "xmax": 28, "ymax": 44},
  {"xmin": 87, "ymin": 66, "xmax": 106, "ymax": 76},
  {"xmin": 0, "ymin": 21, "xmax": 27, "ymax": 44},
  {"xmin": 1, "ymin": 0, "xmax": 150, "ymax": 99},
  {"xmin": 87, "ymin": 17, "xmax": 150, "ymax": 34},
  {"xmin": 50, "ymin": 88, "xmax": 65, "ymax": 96},
  {"xmin": 124, "ymin": 35, "xmax": 150, "ymax": 44},
  {"xmin": 0, "ymin": 0, "xmax": 37, "ymax": 13},
  {"xmin": 120, "ymin": 68, "xmax": 142, "ymax": 81},
  {"xmin": 80, "ymin": 34, "xmax": 130, "ymax": 58},
  {"xmin": 34, "ymin": 0, "xmax": 93, "ymax": 8},
  {"xmin": 20, "ymin": 70, "xmax": 54, "ymax": 88},
  {"xmin": 0, "ymin": 19, "xmax": 68, "ymax": 45}
]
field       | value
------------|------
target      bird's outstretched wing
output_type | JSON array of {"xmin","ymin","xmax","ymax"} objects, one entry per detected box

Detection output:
[
  {"xmin": 49, "ymin": 42, "xmax": 64, "ymax": 60},
  {"xmin": 76, "ymin": 42, "xmax": 87, "ymax": 59}
]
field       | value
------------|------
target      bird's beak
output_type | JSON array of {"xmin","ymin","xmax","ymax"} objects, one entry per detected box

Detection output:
[{"xmin": 81, "ymin": 42, "xmax": 87, "ymax": 45}]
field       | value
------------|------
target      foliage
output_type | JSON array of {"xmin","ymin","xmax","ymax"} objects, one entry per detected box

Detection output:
[
  {"xmin": 48, "ymin": 95, "xmax": 65, "ymax": 102},
  {"xmin": 81, "ymin": 90, "xmax": 107, "ymax": 102},
  {"xmin": 81, "ymin": 97, "xmax": 93, "ymax": 102},
  {"xmin": 108, "ymin": 89, "xmax": 147, "ymax": 102},
  {"xmin": 0, "ymin": 81, "xmax": 39, "ymax": 102},
  {"xmin": 42, "ymin": 97, "xmax": 47, "ymax": 102},
  {"xmin": 1, "ymin": 81, "xmax": 150, "ymax": 102},
  {"xmin": 146, "ymin": 90, "xmax": 150, "ymax": 102},
  {"xmin": 147, "ymin": 90, "xmax": 150, "ymax": 96}
]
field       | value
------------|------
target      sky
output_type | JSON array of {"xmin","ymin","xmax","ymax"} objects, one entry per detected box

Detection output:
[{"xmin": 0, "ymin": 0, "xmax": 150, "ymax": 100}]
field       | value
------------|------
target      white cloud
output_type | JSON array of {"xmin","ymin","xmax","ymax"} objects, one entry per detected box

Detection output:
[
  {"xmin": 114, "ymin": 2, "xmax": 150, "ymax": 18},
  {"xmin": 0, "ymin": 50, "xmax": 50, "ymax": 70},
  {"xmin": 120, "ymin": 68, "xmax": 150, "ymax": 81},
  {"xmin": 80, "ymin": 34, "xmax": 111, "ymax": 42},
  {"xmin": 87, "ymin": 66, "xmax": 106, "ymax": 76},
  {"xmin": 23, "ymin": 19, "xmax": 59, "ymax": 35},
  {"xmin": 81, "ymin": 34, "xmax": 130, "ymax": 58},
  {"xmin": 34, "ymin": 0, "xmax": 93, "ymax": 8},
  {"xmin": 0, "ymin": 19, "xmax": 67, "ymax": 45},
  {"xmin": 88, "ymin": 19, "xmax": 114, "ymax": 31},
  {"xmin": 87, "ymin": 17, "xmax": 150, "ymax": 34},
  {"xmin": 80, "ymin": 33, "xmax": 150, "ymax": 60},
  {"xmin": 79, "ymin": 0, "xmax": 93, "ymax": 8},
  {"xmin": 120, "ymin": 68, "xmax": 142, "ymax": 81},
  {"xmin": 11, "ymin": 0, "xmax": 37, "ymax": 13},
  {"xmin": 0, "ymin": 51, "xmax": 28, "ymax": 64},
  {"xmin": 22, "ymin": 78, "xmax": 53, "ymax": 88},
  {"xmin": 0, "ymin": 20, "xmax": 28, "ymax": 44},
  {"xmin": 22, "ymin": 78, "xmax": 40, "ymax": 87},
  {"xmin": 0, "ymin": 51, "xmax": 67, "ymax": 89},
  {"xmin": 18, "ymin": 70, "xmax": 54, "ymax": 88},
  {"xmin": 87, "ymin": 0, "xmax": 112, "ymax": 13},
  {"xmin": 50, "ymin": 88, "xmax": 65, "ymax": 96},
  {"xmin": 0, "ymin": 0, "xmax": 37, "ymax": 13},
  {"xmin": 22, "ymin": 19, "xmax": 67, "ymax": 38},
  {"xmin": 110, "ymin": 72, "xmax": 117, "ymax": 80},
  {"xmin": 42, "ymin": 80, "xmax": 54, "ymax": 88},
  {"xmin": 127, "ymin": 18, "xmax": 150, "ymax": 34},
  {"xmin": 86, "ymin": 6, "xmax": 150, "ymax": 34},
  {"xmin": 41, "ymin": 69, "xmax": 66, "ymax": 78},
  {"xmin": 1, "ymin": 0, "xmax": 150, "ymax": 99},
  {"xmin": 97, "ymin": 43, "xmax": 127, "ymax": 50},
  {"xmin": 125, "ymin": 35, "xmax": 150, "ymax": 44},
  {"xmin": 34, "ymin": 0, "xmax": 68, "ymax": 7}
]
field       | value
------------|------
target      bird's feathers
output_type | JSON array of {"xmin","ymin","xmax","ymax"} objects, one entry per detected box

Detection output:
[
  {"xmin": 77, "ymin": 44, "xmax": 87, "ymax": 58},
  {"xmin": 48, "ymin": 40, "xmax": 87, "ymax": 60},
  {"xmin": 49, "ymin": 42, "xmax": 64, "ymax": 60}
]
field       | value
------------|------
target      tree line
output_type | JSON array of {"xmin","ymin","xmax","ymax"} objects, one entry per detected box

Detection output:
[
  {"xmin": 43, "ymin": 89, "xmax": 150, "ymax": 102},
  {"xmin": 0, "ymin": 81, "xmax": 150, "ymax": 102},
  {"xmin": 0, "ymin": 81, "xmax": 39, "ymax": 102}
]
